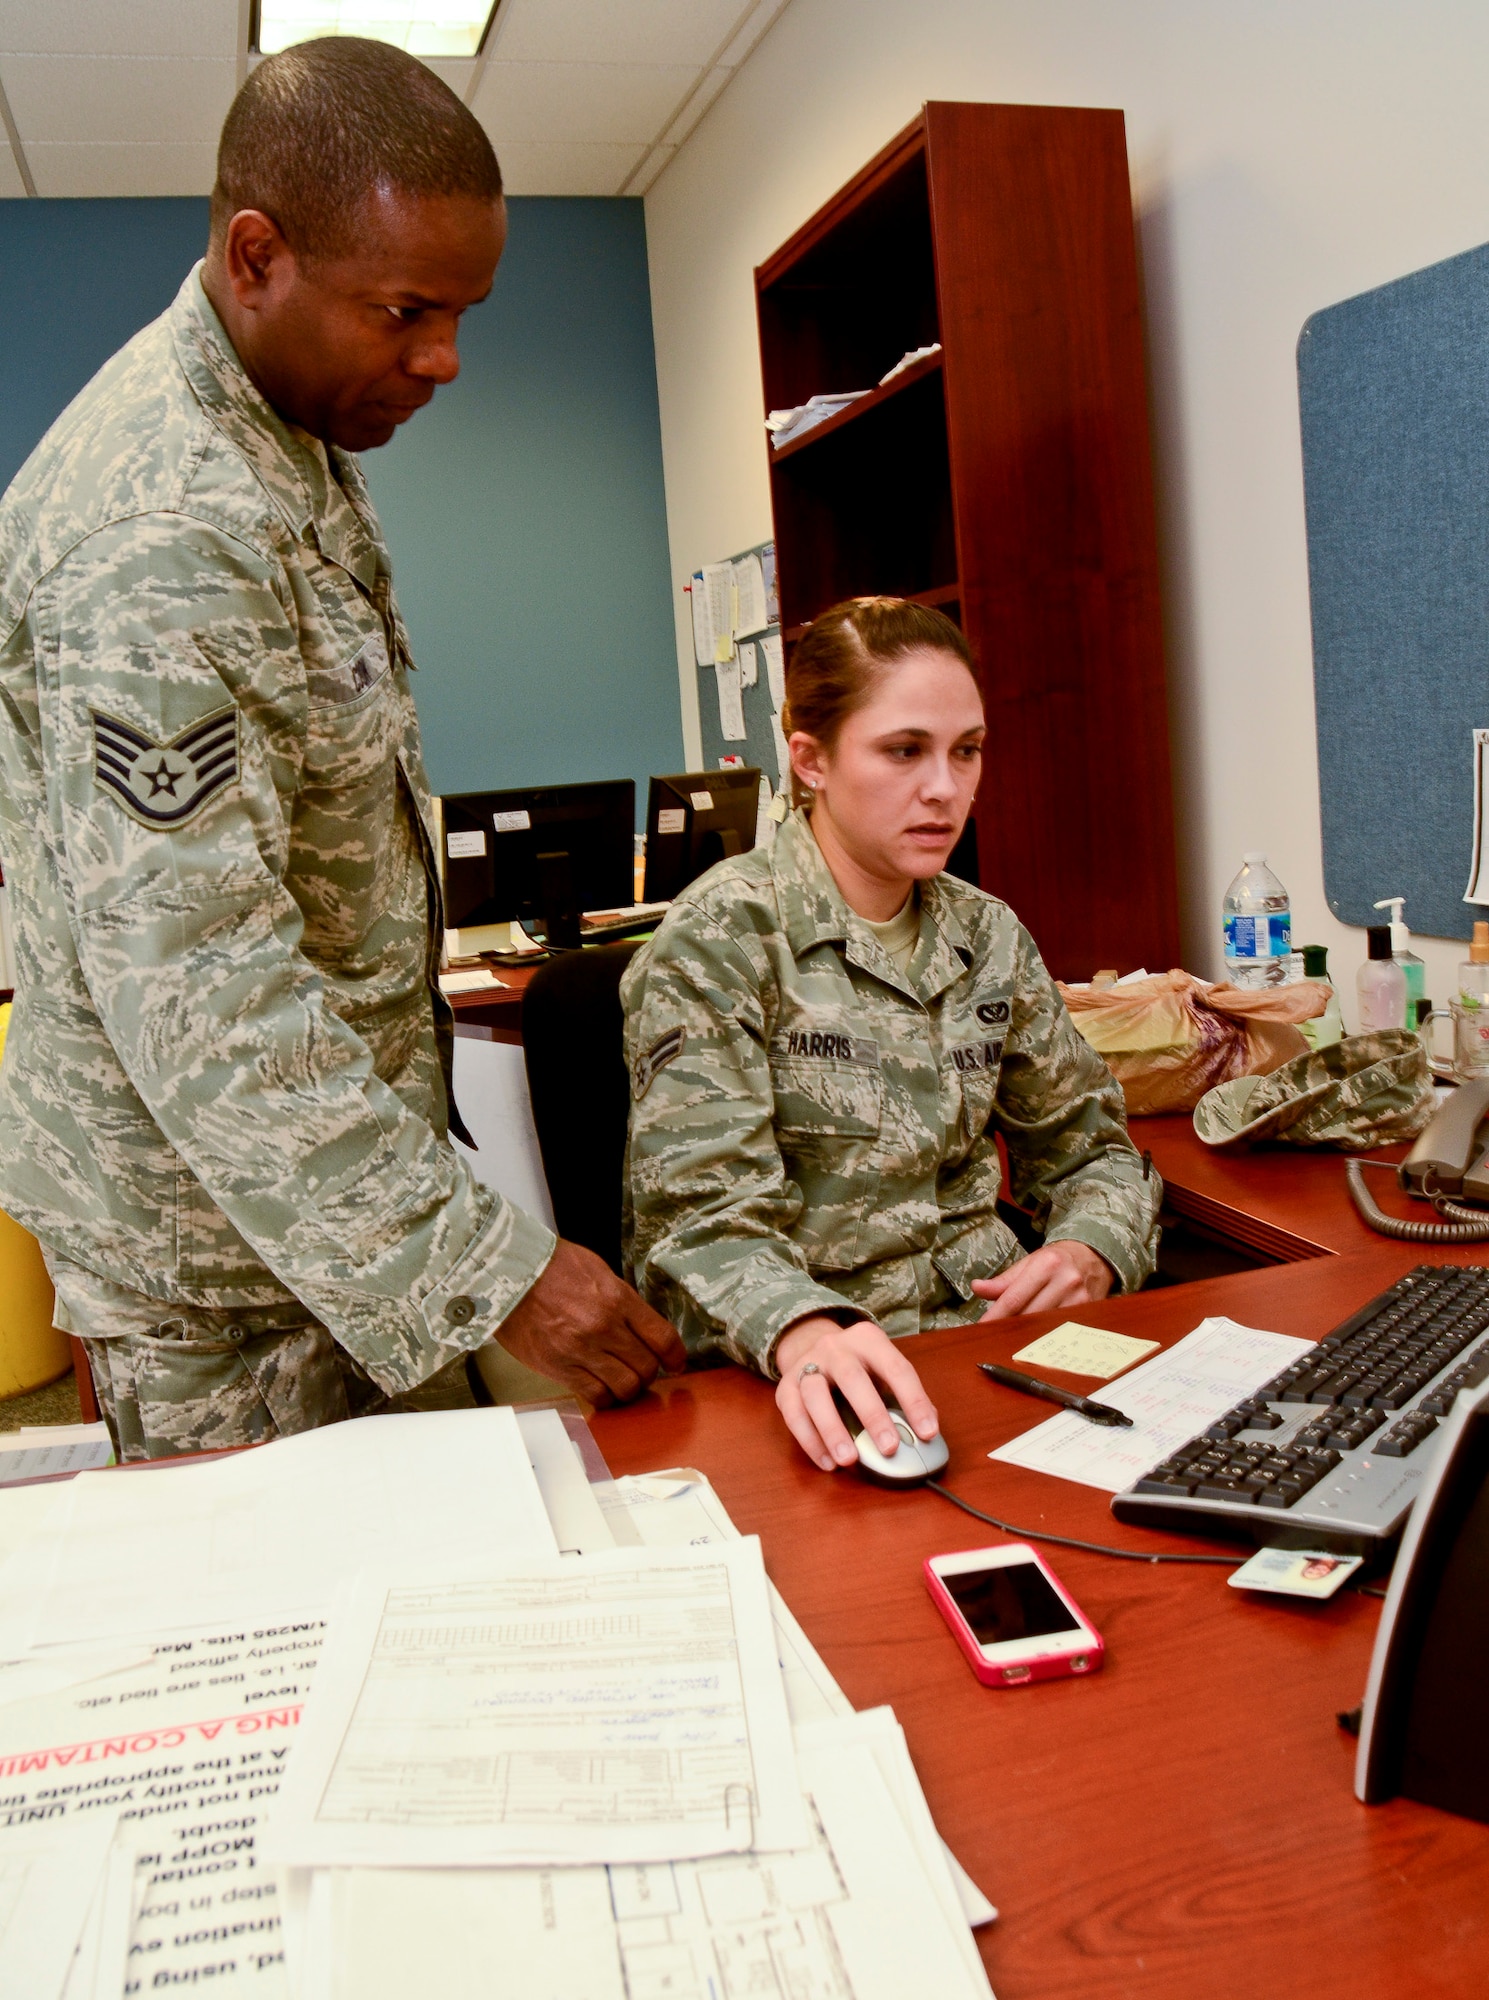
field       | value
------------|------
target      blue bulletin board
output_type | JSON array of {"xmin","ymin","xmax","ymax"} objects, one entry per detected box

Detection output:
[
  {"xmin": 690, "ymin": 540, "xmax": 788, "ymax": 790},
  {"xmin": 1298, "ymin": 240, "xmax": 1489, "ymax": 942}
]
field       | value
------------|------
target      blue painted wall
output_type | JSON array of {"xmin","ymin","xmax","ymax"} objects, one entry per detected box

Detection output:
[{"xmin": 0, "ymin": 195, "xmax": 680, "ymax": 813}]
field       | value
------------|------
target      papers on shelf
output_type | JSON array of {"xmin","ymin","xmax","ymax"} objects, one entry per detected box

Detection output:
[
  {"xmin": 31, "ymin": 1408, "xmax": 557, "ymax": 1649},
  {"xmin": 1011, "ymin": 1323, "xmax": 1160, "ymax": 1380},
  {"xmin": 0, "ymin": 1424, "xmax": 113, "ymax": 1487},
  {"xmin": 766, "ymin": 392, "xmax": 870, "ymax": 449},
  {"xmin": 265, "ymin": 1540, "xmax": 808, "ymax": 1869},
  {"xmin": 878, "ymin": 341, "xmax": 942, "ymax": 385},
  {"xmin": 989, "ymin": 1316, "xmax": 1315, "ymax": 1493}
]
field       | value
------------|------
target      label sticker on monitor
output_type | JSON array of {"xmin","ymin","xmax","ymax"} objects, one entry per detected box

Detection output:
[
  {"xmin": 446, "ymin": 829, "xmax": 487, "ymax": 859},
  {"xmin": 690, "ymin": 792, "xmax": 714, "ymax": 812},
  {"xmin": 657, "ymin": 808, "xmax": 687, "ymax": 835},
  {"xmin": 493, "ymin": 809, "xmax": 531, "ymax": 833}
]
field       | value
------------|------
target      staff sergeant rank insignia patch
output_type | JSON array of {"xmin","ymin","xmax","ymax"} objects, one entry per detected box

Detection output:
[
  {"xmin": 634, "ymin": 1025, "xmax": 685, "ymax": 1099},
  {"xmin": 91, "ymin": 707, "xmax": 240, "ymax": 830}
]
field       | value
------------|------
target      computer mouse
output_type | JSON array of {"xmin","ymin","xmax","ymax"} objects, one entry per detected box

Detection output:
[{"xmin": 831, "ymin": 1389, "xmax": 950, "ymax": 1486}]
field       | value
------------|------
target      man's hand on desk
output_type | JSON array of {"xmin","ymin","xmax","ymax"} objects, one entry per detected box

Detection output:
[
  {"xmin": 493, "ymin": 1240, "xmax": 686, "ymax": 1407},
  {"xmin": 972, "ymin": 1240, "xmax": 1114, "ymax": 1320}
]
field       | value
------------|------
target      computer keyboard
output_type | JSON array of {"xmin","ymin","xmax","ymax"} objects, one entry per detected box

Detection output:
[{"xmin": 1111, "ymin": 1264, "xmax": 1489, "ymax": 1554}]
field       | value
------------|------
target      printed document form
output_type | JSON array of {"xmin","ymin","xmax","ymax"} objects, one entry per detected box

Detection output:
[
  {"xmin": 31, "ymin": 1408, "xmax": 557, "ymax": 1648},
  {"xmin": 266, "ymin": 1540, "xmax": 808, "ymax": 1868},
  {"xmin": 310, "ymin": 1715, "xmax": 991, "ymax": 2000},
  {"xmin": 989, "ymin": 1316, "xmax": 1314, "ymax": 1492}
]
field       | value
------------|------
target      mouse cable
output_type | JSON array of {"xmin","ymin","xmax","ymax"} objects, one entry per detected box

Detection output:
[{"xmin": 922, "ymin": 1481, "xmax": 1236, "ymax": 1564}]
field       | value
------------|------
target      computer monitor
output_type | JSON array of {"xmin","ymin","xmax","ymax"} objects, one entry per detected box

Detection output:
[
  {"xmin": 643, "ymin": 768, "xmax": 761, "ymax": 903},
  {"xmin": 442, "ymin": 779, "xmax": 634, "ymax": 951}
]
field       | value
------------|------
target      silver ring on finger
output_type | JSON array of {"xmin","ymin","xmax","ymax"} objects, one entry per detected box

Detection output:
[{"xmin": 797, "ymin": 1361, "xmax": 822, "ymax": 1383}]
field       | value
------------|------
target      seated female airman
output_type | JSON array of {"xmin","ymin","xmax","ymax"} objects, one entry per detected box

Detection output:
[{"xmin": 621, "ymin": 597, "xmax": 1160, "ymax": 1472}]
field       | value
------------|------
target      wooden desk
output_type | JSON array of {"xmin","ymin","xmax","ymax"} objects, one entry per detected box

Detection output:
[
  {"xmin": 592, "ymin": 1244, "xmax": 1489, "ymax": 1999},
  {"xmin": 1141, "ymin": 1112, "xmax": 1417, "ymax": 1261}
]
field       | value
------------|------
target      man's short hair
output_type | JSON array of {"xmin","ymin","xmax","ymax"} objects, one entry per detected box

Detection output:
[{"xmin": 210, "ymin": 37, "xmax": 502, "ymax": 262}]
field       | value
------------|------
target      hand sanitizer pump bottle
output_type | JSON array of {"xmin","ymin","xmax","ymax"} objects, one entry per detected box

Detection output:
[
  {"xmin": 1373, "ymin": 897, "xmax": 1425, "ymax": 1024},
  {"xmin": 1358, "ymin": 925, "xmax": 1408, "ymax": 1032},
  {"xmin": 1223, "ymin": 853, "xmax": 1291, "ymax": 988},
  {"xmin": 1452, "ymin": 921, "xmax": 1489, "ymax": 1079}
]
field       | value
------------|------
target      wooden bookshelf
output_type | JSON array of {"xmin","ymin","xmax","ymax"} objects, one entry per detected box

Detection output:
[{"xmin": 755, "ymin": 102, "xmax": 1179, "ymax": 980}]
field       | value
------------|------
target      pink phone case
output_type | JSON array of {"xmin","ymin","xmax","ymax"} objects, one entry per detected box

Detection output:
[{"xmin": 924, "ymin": 1544, "xmax": 1105, "ymax": 1687}]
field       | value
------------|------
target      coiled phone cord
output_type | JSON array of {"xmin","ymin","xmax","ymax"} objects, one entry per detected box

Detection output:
[{"xmin": 1344, "ymin": 1158, "xmax": 1489, "ymax": 1243}]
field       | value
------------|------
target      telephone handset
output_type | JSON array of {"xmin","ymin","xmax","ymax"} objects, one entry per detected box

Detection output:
[{"xmin": 1348, "ymin": 1080, "xmax": 1489, "ymax": 1242}]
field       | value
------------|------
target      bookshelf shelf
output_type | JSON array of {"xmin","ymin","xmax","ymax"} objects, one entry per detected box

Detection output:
[{"xmin": 754, "ymin": 102, "xmax": 1179, "ymax": 979}]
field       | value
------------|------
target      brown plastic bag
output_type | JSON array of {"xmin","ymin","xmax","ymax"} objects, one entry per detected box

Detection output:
[{"xmin": 1057, "ymin": 969, "xmax": 1329, "ymax": 1117}]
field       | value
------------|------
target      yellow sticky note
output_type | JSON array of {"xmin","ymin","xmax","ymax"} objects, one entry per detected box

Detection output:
[{"xmin": 1011, "ymin": 1323, "xmax": 1160, "ymax": 1380}]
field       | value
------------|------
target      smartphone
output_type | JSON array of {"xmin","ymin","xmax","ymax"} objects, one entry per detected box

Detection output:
[{"xmin": 924, "ymin": 1543, "xmax": 1104, "ymax": 1687}]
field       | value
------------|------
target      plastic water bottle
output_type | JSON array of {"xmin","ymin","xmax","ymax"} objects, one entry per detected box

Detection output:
[{"xmin": 1223, "ymin": 852, "xmax": 1291, "ymax": 989}]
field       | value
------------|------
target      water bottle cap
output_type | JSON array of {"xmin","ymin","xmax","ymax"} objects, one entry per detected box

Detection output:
[{"xmin": 1242, "ymin": 851, "xmax": 1267, "ymax": 865}]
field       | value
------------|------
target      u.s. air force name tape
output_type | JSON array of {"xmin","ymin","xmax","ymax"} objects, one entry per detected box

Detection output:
[
  {"xmin": 950, "ymin": 1038, "xmax": 1005, "ymax": 1074},
  {"xmin": 91, "ymin": 706, "xmax": 240, "ymax": 830},
  {"xmin": 633, "ymin": 1026, "xmax": 685, "ymax": 1098},
  {"xmin": 771, "ymin": 1029, "xmax": 880, "ymax": 1065}
]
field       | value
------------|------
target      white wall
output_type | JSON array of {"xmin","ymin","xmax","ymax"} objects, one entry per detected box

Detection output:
[{"xmin": 644, "ymin": 0, "xmax": 1489, "ymax": 1026}]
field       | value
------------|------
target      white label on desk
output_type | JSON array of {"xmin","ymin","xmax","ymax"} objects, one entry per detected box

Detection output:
[
  {"xmin": 690, "ymin": 791, "xmax": 714, "ymax": 812},
  {"xmin": 657, "ymin": 807, "xmax": 687, "ymax": 834},
  {"xmin": 493, "ymin": 809, "xmax": 531, "ymax": 833},
  {"xmin": 447, "ymin": 829, "xmax": 486, "ymax": 858}
]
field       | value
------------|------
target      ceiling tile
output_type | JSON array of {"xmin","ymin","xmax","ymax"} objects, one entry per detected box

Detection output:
[
  {"xmin": 27, "ymin": 141, "xmax": 219, "ymax": 198},
  {"xmin": 493, "ymin": 138, "xmax": 645, "ymax": 197},
  {"xmin": 0, "ymin": 1, "xmax": 239, "ymax": 59},
  {"xmin": 491, "ymin": 0, "xmax": 747, "ymax": 70},
  {"xmin": 1, "ymin": 57, "xmax": 236, "ymax": 145},
  {"xmin": 475, "ymin": 59, "xmax": 694, "ymax": 145}
]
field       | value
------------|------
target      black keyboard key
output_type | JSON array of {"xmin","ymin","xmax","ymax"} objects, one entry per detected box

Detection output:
[
  {"xmin": 1133, "ymin": 1473, "xmax": 1197, "ymax": 1495},
  {"xmin": 1258, "ymin": 1481, "xmax": 1307, "ymax": 1508},
  {"xmin": 1194, "ymin": 1477, "xmax": 1258, "ymax": 1503}
]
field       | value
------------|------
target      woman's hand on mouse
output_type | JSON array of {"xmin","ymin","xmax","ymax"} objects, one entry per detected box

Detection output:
[
  {"xmin": 971, "ymin": 1240, "xmax": 1114, "ymax": 1320},
  {"xmin": 773, "ymin": 1316, "xmax": 939, "ymax": 1472}
]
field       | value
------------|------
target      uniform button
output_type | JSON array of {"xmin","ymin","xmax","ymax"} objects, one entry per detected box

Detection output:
[
  {"xmin": 445, "ymin": 1295, "xmax": 477, "ymax": 1326},
  {"xmin": 223, "ymin": 1322, "xmax": 248, "ymax": 1341}
]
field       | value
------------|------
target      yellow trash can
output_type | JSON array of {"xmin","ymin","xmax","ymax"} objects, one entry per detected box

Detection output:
[{"xmin": 0, "ymin": 1001, "xmax": 69, "ymax": 1397}]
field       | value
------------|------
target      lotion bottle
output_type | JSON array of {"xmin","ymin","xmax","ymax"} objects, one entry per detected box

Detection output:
[
  {"xmin": 1373, "ymin": 897, "xmax": 1426, "ymax": 1024},
  {"xmin": 1357, "ymin": 925, "xmax": 1407, "ymax": 1032}
]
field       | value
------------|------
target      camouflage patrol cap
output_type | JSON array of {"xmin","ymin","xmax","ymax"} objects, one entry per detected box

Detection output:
[{"xmin": 1193, "ymin": 1030, "xmax": 1435, "ymax": 1150}]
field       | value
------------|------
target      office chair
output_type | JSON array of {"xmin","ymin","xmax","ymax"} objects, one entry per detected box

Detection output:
[{"xmin": 520, "ymin": 941, "xmax": 641, "ymax": 1273}]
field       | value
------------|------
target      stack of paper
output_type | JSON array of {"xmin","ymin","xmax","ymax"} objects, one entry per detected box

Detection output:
[
  {"xmin": 0, "ymin": 1409, "xmax": 996, "ymax": 2000},
  {"xmin": 0, "ymin": 1423, "xmax": 113, "ymax": 1486},
  {"xmin": 765, "ymin": 391, "xmax": 869, "ymax": 449}
]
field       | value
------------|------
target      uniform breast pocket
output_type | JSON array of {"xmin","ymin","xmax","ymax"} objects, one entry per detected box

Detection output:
[
  {"xmin": 768, "ymin": 1032, "xmax": 883, "ymax": 1271},
  {"xmin": 947, "ymin": 1033, "xmax": 1005, "ymax": 1150}
]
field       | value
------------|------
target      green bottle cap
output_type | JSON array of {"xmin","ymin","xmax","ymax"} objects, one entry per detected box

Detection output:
[{"xmin": 1301, "ymin": 944, "xmax": 1329, "ymax": 979}]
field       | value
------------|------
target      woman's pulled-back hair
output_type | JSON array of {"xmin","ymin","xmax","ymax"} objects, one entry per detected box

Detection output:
[{"xmin": 782, "ymin": 598, "xmax": 977, "ymax": 807}]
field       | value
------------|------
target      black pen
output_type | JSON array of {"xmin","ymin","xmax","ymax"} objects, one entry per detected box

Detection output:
[{"xmin": 977, "ymin": 1360, "xmax": 1134, "ymax": 1428}]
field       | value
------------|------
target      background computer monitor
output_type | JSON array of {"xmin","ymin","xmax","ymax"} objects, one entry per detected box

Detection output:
[
  {"xmin": 442, "ymin": 779, "xmax": 634, "ymax": 950},
  {"xmin": 643, "ymin": 767, "xmax": 760, "ymax": 903}
]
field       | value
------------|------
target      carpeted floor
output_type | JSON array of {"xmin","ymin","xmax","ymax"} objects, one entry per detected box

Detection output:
[{"xmin": 0, "ymin": 1369, "xmax": 83, "ymax": 1431}]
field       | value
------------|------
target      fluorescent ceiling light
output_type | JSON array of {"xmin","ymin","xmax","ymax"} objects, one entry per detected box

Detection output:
[{"xmin": 254, "ymin": 2, "xmax": 499, "ymax": 59}]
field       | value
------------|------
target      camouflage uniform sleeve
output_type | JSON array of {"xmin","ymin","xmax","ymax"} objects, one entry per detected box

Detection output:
[
  {"xmin": 39, "ymin": 521, "xmax": 554, "ymax": 1392},
  {"xmin": 990, "ymin": 925, "xmax": 1162, "ymax": 1292},
  {"xmin": 623, "ymin": 903, "xmax": 863, "ymax": 1378}
]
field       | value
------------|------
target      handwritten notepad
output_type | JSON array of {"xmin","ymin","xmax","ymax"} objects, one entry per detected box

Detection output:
[{"xmin": 1011, "ymin": 1323, "xmax": 1159, "ymax": 1380}]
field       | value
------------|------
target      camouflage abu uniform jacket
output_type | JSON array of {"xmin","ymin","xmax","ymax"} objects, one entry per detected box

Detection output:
[
  {"xmin": 0, "ymin": 269, "xmax": 555, "ymax": 1401},
  {"xmin": 622, "ymin": 809, "xmax": 1161, "ymax": 1377}
]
